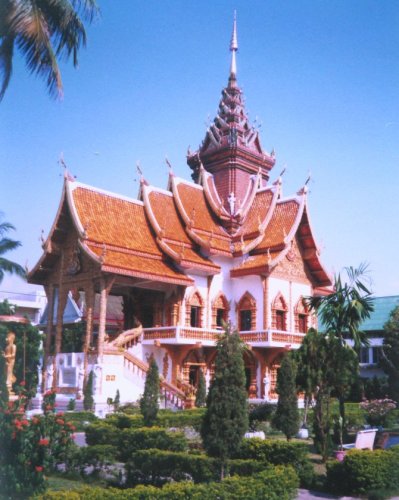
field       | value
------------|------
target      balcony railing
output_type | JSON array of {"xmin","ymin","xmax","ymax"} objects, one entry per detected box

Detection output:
[{"xmin": 143, "ymin": 326, "xmax": 305, "ymax": 346}]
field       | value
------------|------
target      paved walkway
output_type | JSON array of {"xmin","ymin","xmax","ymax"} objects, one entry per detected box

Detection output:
[{"xmin": 297, "ymin": 489, "xmax": 399, "ymax": 500}]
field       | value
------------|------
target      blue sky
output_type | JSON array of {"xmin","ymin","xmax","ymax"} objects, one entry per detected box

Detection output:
[{"xmin": 1, "ymin": 0, "xmax": 398, "ymax": 297}]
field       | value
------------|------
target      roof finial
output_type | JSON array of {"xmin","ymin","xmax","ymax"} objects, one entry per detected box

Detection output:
[{"xmin": 229, "ymin": 11, "xmax": 238, "ymax": 83}]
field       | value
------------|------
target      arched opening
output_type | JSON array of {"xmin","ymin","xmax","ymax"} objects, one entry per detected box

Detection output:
[
  {"xmin": 212, "ymin": 293, "xmax": 229, "ymax": 329},
  {"xmin": 237, "ymin": 291, "xmax": 257, "ymax": 331},
  {"xmin": 185, "ymin": 290, "xmax": 204, "ymax": 328},
  {"xmin": 272, "ymin": 293, "xmax": 288, "ymax": 331},
  {"xmin": 182, "ymin": 349, "xmax": 206, "ymax": 388},
  {"xmin": 295, "ymin": 297, "xmax": 309, "ymax": 333}
]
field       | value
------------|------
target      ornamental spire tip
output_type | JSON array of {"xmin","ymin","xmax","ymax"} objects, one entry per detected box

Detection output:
[{"xmin": 229, "ymin": 11, "xmax": 238, "ymax": 82}]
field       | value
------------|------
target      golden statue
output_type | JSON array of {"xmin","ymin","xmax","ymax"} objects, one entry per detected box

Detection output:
[{"xmin": 3, "ymin": 331, "xmax": 16, "ymax": 395}]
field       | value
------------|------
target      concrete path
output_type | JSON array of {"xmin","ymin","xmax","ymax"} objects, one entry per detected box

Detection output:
[{"xmin": 297, "ymin": 490, "xmax": 358, "ymax": 500}]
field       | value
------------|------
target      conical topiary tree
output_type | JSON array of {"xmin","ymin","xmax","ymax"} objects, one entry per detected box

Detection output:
[
  {"xmin": 83, "ymin": 371, "xmax": 94, "ymax": 411},
  {"xmin": 140, "ymin": 357, "xmax": 159, "ymax": 426},
  {"xmin": 201, "ymin": 324, "xmax": 248, "ymax": 479},
  {"xmin": 273, "ymin": 354, "xmax": 299, "ymax": 441},
  {"xmin": 195, "ymin": 369, "xmax": 206, "ymax": 407}
]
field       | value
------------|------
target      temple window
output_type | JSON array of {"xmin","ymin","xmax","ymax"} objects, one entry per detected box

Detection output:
[
  {"xmin": 294, "ymin": 298, "xmax": 309, "ymax": 333},
  {"xmin": 212, "ymin": 293, "xmax": 229, "ymax": 329},
  {"xmin": 237, "ymin": 292, "xmax": 257, "ymax": 331},
  {"xmin": 272, "ymin": 293, "xmax": 287, "ymax": 331},
  {"xmin": 186, "ymin": 291, "xmax": 204, "ymax": 328}
]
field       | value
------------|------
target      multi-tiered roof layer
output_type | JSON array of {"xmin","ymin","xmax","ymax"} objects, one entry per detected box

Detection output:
[{"xmin": 29, "ymin": 17, "xmax": 331, "ymax": 289}]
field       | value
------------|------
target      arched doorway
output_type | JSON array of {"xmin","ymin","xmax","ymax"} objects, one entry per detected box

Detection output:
[{"xmin": 182, "ymin": 349, "xmax": 206, "ymax": 388}]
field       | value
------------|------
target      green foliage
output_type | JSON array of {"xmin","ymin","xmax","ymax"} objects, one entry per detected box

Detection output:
[
  {"xmin": 201, "ymin": 325, "xmax": 248, "ymax": 476},
  {"xmin": 83, "ymin": 371, "xmax": 94, "ymax": 411},
  {"xmin": 0, "ymin": 321, "xmax": 42, "ymax": 400},
  {"xmin": 114, "ymin": 389, "xmax": 120, "ymax": 411},
  {"xmin": 85, "ymin": 424, "xmax": 187, "ymax": 461},
  {"xmin": 195, "ymin": 369, "xmax": 206, "ymax": 407},
  {"xmin": 73, "ymin": 445, "xmax": 117, "ymax": 477},
  {"xmin": 326, "ymin": 446, "xmax": 399, "ymax": 495},
  {"xmin": 0, "ymin": 329, "xmax": 8, "ymax": 408},
  {"xmin": 64, "ymin": 411, "xmax": 98, "ymax": 432},
  {"xmin": 125, "ymin": 448, "xmax": 273, "ymax": 487},
  {"xmin": 360, "ymin": 399, "xmax": 397, "ymax": 426},
  {"xmin": 234, "ymin": 438, "xmax": 314, "ymax": 487},
  {"xmin": 0, "ymin": 299, "xmax": 15, "ymax": 315},
  {"xmin": 273, "ymin": 355, "xmax": 299, "ymax": 440},
  {"xmin": 41, "ymin": 465, "xmax": 299, "ymax": 499},
  {"xmin": 381, "ymin": 306, "xmax": 399, "ymax": 403},
  {"xmin": 0, "ymin": 216, "xmax": 26, "ymax": 282},
  {"xmin": 140, "ymin": 357, "xmax": 159, "ymax": 426},
  {"xmin": 0, "ymin": 388, "xmax": 76, "ymax": 498},
  {"xmin": 248, "ymin": 402, "xmax": 276, "ymax": 425},
  {"xmin": 61, "ymin": 322, "xmax": 86, "ymax": 353},
  {"xmin": 67, "ymin": 398, "xmax": 76, "ymax": 411}
]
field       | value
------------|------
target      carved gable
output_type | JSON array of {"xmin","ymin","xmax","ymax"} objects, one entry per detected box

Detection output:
[{"xmin": 271, "ymin": 237, "xmax": 312, "ymax": 284}]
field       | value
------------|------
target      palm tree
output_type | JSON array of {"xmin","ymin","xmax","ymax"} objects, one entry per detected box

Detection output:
[
  {"xmin": 0, "ymin": 0, "xmax": 99, "ymax": 101},
  {"xmin": 308, "ymin": 263, "xmax": 374, "ymax": 349},
  {"xmin": 0, "ymin": 215, "xmax": 26, "ymax": 283},
  {"xmin": 307, "ymin": 263, "xmax": 374, "ymax": 427}
]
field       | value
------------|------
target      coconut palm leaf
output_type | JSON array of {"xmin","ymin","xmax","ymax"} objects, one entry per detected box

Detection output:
[{"xmin": 0, "ymin": 0, "xmax": 99, "ymax": 101}]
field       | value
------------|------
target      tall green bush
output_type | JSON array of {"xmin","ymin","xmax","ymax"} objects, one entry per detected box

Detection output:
[
  {"xmin": 83, "ymin": 371, "xmax": 94, "ymax": 411},
  {"xmin": 201, "ymin": 325, "xmax": 248, "ymax": 478},
  {"xmin": 195, "ymin": 369, "xmax": 206, "ymax": 408},
  {"xmin": 140, "ymin": 358, "xmax": 159, "ymax": 426},
  {"xmin": 273, "ymin": 355, "xmax": 299, "ymax": 440}
]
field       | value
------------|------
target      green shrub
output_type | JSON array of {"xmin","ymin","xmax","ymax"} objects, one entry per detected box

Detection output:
[
  {"xmin": 118, "ymin": 427, "xmax": 187, "ymax": 461},
  {"xmin": 40, "ymin": 465, "xmax": 299, "ymax": 499},
  {"xmin": 75, "ymin": 445, "xmax": 117, "ymax": 476},
  {"xmin": 233, "ymin": 438, "xmax": 314, "ymax": 487},
  {"xmin": 125, "ymin": 449, "xmax": 267, "ymax": 487},
  {"xmin": 85, "ymin": 424, "xmax": 187, "ymax": 461},
  {"xmin": 326, "ymin": 446, "xmax": 399, "ymax": 495},
  {"xmin": 249, "ymin": 402, "xmax": 277, "ymax": 424},
  {"xmin": 104, "ymin": 408, "xmax": 205, "ymax": 430},
  {"xmin": 85, "ymin": 423, "xmax": 119, "ymax": 447},
  {"xmin": 64, "ymin": 411, "xmax": 98, "ymax": 432}
]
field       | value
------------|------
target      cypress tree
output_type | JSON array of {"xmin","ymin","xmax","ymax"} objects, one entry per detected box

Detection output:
[
  {"xmin": 273, "ymin": 354, "xmax": 299, "ymax": 440},
  {"xmin": 195, "ymin": 369, "xmax": 206, "ymax": 407},
  {"xmin": 201, "ymin": 325, "xmax": 248, "ymax": 479},
  {"xmin": 83, "ymin": 370, "xmax": 94, "ymax": 411},
  {"xmin": 114, "ymin": 389, "xmax": 120, "ymax": 411},
  {"xmin": 140, "ymin": 357, "xmax": 159, "ymax": 426}
]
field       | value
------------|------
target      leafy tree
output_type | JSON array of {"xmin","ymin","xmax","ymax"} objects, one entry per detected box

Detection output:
[
  {"xmin": 380, "ymin": 305, "xmax": 399, "ymax": 403},
  {"xmin": 83, "ymin": 370, "xmax": 94, "ymax": 411},
  {"xmin": 61, "ymin": 321, "xmax": 86, "ymax": 353},
  {"xmin": 307, "ymin": 264, "xmax": 374, "ymax": 424},
  {"xmin": 201, "ymin": 325, "xmax": 248, "ymax": 479},
  {"xmin": 195, "ymin": 369, "xmax": 206, "ymax": 408},
  {"xmin": 273, "ymin": 354, "xmax": 299, "ymax": 440},
  {"xmin": 0, "ymin": 0, "xmax": 99, "ymax": 101},
  {"xmin": 67, "ymin": 398, "xmax": 76, "ymax": 411},
  {"xmin": 0, "ymin": 215, "xmax": 26, "ymax": 283},
  {"xmin": 140, "ymin": 357, "xmax": 159, "ymax": 426},
  {"xmin": 0, "ymin": 299, "xmax": 15, "ymax": 315}
]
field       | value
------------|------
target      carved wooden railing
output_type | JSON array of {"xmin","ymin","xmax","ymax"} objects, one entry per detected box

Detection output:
[{"xmin": 239, "ymin": 329, "xmax": 305, "ymax": 345}]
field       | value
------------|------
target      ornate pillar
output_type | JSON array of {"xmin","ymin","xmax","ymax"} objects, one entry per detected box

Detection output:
[
  {"xmin": 53, "ymin": 288, "xmax": 68, "ymax": 388},
  {"xmin": 97, "ymin": 276, "xmax": 115, "ymax": 360},
  {"xmin": 42, "ymin": 284, "xmax": 55, "ymax": 392},
  {"xmin": 83, "ymin": 283, "xmax": 95, "ymax": 382}
]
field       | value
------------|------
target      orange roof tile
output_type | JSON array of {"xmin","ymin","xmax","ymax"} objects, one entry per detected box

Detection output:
[
  {"xmin": 173, "ymin": 180, "xmax": 232, "ymax": 255},
  {"xmin": 230, "ymin": 251, "xmax": 280, "ymax": 277},
  {"xmin": 256, "ymin": 199, "xmax": 300, "ymax": 251},
  {"xmin": 238, "ymin": 188, "xmax": 275, "ymax": 238}
]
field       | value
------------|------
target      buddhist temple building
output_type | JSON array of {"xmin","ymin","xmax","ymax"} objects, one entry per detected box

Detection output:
[{"xmin": 29, "ymin": 16, "xmax": 332, "ymax": 414}]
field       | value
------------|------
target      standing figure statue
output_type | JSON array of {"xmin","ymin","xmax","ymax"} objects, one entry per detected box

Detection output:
[
  {"xmin": 263, "ymin": 373, "xmax": 270, "ymax": 401},
  {"xmin": 3, "ymin": 331, "xmax": 17, "ymax": 396}
]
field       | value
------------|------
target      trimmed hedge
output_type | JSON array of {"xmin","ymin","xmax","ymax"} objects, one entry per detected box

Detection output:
[
  {"xmin": 104, "ymin": 408, "xmax": 205, "ymax": 430},
  {"xmin": 125, "ymin": 449, "xmax": 265, "ymax": 487},
  {"xmin": 40, "ymin": 465, "xmax": 299, "ymax": 499},
  {"xmin": 326, "ymin": 445, "xmax": 399, "ymax": 495},
  {"xmin": 85, "ymin": 426, "xmax": 187, "ymax": 461},
  {"xmin": 64, "ymin": 411, "xmax": 98, "ymax": 432},
  {"xmin": 233, "ymin": 438, "xmax": 314, "ymax": 487}
]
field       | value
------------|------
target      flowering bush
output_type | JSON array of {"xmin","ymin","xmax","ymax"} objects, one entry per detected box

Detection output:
[
  {"xmin": 360, "ymin": 399, "xmax": 397, "ymax": 426},
  {"xmin": 0, "ymin": 388, "xmax": 77, "ymax": 497}
]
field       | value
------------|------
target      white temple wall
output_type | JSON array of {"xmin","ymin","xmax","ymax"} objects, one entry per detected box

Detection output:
[
  {"xmin": 268, "ymin": 277, "xmax": 312, "ymax": 331},
  {"xmin": 231, "ymin": 275, "xmax": 263, "ymax": 329}
]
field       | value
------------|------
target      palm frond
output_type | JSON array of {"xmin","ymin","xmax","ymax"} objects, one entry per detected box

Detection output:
[
  {"xmin": 0, "ymin": 257, "xmax": 27, "ymax": 281},
  {"xmin": 0, "ymin": 237, "xmax": 21, "ymax": 255},
  {"xmin": 0, "ymin": 34, "xmax": 14, "ymax": 101}
]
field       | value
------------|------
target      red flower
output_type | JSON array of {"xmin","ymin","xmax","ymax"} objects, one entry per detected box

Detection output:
[
  {"xmin": 56, "ymin": 412, "xmax": 64, "ymax": 417},
  {"xmin": 38, "ymin": 438, "xmax": 49, "ymax": 446},
  {"xmin": 56, "ymin": 419, "xmax": 65, "ymax": 425},
  {"xmin": 21, "ymin": 419, "xmax": 29, "ymax": 426},
  {"xmin": 20, "ymin": 380, "xmax": 26, "ymax": 386},
  {"xmin": 32, "ymin": 417, "xmax": 40, "ymax": 425},
  {"xmin": 35, "ymin": 466, "xmax": 43, "ymax": 472}
]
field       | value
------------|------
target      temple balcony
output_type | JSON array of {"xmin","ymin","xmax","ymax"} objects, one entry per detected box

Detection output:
[{"xmin": 142, "ymin": 326, "xmax": 305, "ymax": 348}]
